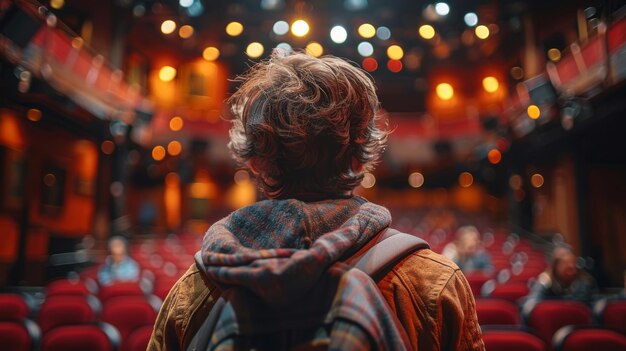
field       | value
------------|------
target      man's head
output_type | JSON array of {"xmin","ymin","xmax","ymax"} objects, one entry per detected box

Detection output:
[
  {"xmin": 456, "ymin": 226, "xmax": 481, "ymax": 257},
  {"xmin": 228, "ymin": 52, "xmax": 388, "ymax": 199},
  {"xmin": 108, "ymin": 236, "xmax": 129, "ymax": 264}
]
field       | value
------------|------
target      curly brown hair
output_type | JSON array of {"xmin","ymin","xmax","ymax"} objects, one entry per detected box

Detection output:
[{"xmin": 228, "ymin": 52, "xmax": 388, "ymax": 199}]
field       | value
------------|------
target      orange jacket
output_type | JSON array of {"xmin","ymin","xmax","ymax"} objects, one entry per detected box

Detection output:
[{"xmin": 147, "ymin": 248, "xmax": 484, "ymax": 351}]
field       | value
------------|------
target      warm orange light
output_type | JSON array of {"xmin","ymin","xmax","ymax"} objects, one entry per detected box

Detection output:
[
  {"xmin": 101, "ymin": 140, "xmax": 115, "ymax": 155},
  {"xmin": 167, "ymin": 141, "xmax": 182, "ymax": 156},
  {"xmin": 161, "ymin": 20, "xmax": 176, "ymax": 35},
  {"xmin": 482, "ymin": 76, "xmax": 499, "ymax": 93},
  {"xmin": 547, "ymin": 48, "xmax": 561, "ymax": 62},
  {"xmin": 246, "ymin": 42, "xmax": 264, "ymax": 58},
  {"xmin": 291, "ymin": 20, "xmax": 309, "ymax": 37},
  {"xmin": 487, "ymin": 149, "xmax": 502, "ymax": 164},
  {"xmin": 305, "ymin": 42, "xmax": 323, "ymax": 57},
  {"xmin": 202, "ymin": 47, "xmax": 220, "ymax": 61},
  {"xmin": 527, "ymin": 104, "xmax": 541, "ymax": 119},
  {"xmin": 358, "ymin": 23, "xmax": 376, "ymax": 38},
  {"xmin": 50, "ymin": 0, "xmax": 64, "ymax": 9},
  {"xmin": 436, "ymin": 83, "xmax": 454, "ymax": 100},
  {"xmin": 159, "ymin": 66, "xmax": 177, "ymax": 82},
  {"xmin": 152, "ymin": 145, "xmax": 166, "ymax": 161},
  {"xmin": 169, "ymin": 116, "xmax": 183, "ymax": 131},
  {"xmin": 178, "ymin": 25, "xmax": 194, "ymax": 39},
  {"xmin": 459, "ymin": 172, "xmax": 474, "ymax": 188},
  {"xmin": 531, "ymin": 173, "xmax": 544, "ymax": 188},
  {"xmin": 361, "ymin": 172, "xmax": 376, "ymax": 188},
  {"xmin": 226, "ymin": 21, "xmax": 244, "ymax": 36},
  {"xmin": 27, "ymin": 108, "xmax": 42, "ymax": 121},
  {"xmin": 419, "ymin": 25, "xmax": 436, "ymax": 39},
  {"xmin": 386, "ymin": 45, "xmax": 404, "ymax": 60},
  {"xmin": 475, "ymin": 25, "xmax": 490, "ymax": 39},
  {"xmin": 408, "ymin": 172, "xmax": 424, "ymax": 188}
]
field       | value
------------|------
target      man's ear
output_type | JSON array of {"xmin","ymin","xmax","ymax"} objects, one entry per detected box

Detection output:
[
  {"xmin": 351, "ymin": 157, "xmax": 365, "ymax": 174},
  {"xmin": 247, "ymin": 158, "xmax": 261, "ymax": 176}
]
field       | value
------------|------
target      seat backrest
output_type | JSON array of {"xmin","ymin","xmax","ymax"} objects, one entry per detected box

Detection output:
[
  {"xmin": 523, "ymin": 299, "xmax": 592, "ymax": 344},
  {"xmin": 475, "ymin": 299, "xmax": 521, "ymax": 325},
  {"xmin": 38, "ymin": 296, "xmax": 97, "ymax": 333},
  {"xmin": 553, "ymin": 326, "xmax": 626, "ymax": 351},
  {"xmin": 0, "ymin": 293, "xmax": 29, "ymax": 321},
  {"xmin": 486, "ymin": 282, "xmax": 530, "ymax": 303},
  {"xmin": 99, "ymin": 282, "xmax": 145, "ymax": 303},
  {"xmin": 42, "ymin": 323, "xmax": 120, "ymax": 351},
  {"xmin": 482, "ymin": 328, "xmax": 547, "ymax": 351},
  {"xmin": 46, "ymin": 279, "xmax": 95, "ymax": 297},
  {"xmin": 0, "ymin": 320, "xmax": 41, "ymax": 351},
  {"xmin": 122, "ymin": 325, "xmax": 154, "ymax": 351},
  {"xmin": 101, "ymin": 296, "xmax": 157, "ymax": 342},
  {"xmin": 594, "ymin": 297, "xmax": 626, "ymax": 334}
]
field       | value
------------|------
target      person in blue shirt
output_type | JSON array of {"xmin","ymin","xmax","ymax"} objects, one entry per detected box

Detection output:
[
  {"xmin": 443, "ymin": 225, "xmax": 494, "ymax": 274},
  {"xmin": 98, "ymin": 235, "xmax": 140, "ymax": 285}
]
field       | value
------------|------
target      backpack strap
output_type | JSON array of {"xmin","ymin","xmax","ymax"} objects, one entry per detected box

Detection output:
[{"xmin": 347, "ymin": 228, "xmax": 430, "ymax": 279}]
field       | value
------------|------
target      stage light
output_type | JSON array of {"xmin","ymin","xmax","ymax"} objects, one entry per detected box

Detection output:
[
  {"xmin": 246, "ymin": 42, "xmax": 264, "ymax": 58},
  {"xmin": 362, "ymin": 58, "xmax": 378, "ymax": 72},
  {"xmin": 547, "ymin": 48, "xmax": 561, "ymax": 62},
  {"xmin": 358, "ymin": 23, "xmax": 376, "ymax": 38},
  {"xmin": 169, "ymin": 116, "xmax": 184, "ymax": 131},
  {"xmin": 387, "ymin": 45, "xmax": 404, "ymax": 60},
  {"xmin": 159, "ymin": 66, "xmax": 177, "ymax": 82},
  {"xmin": 527, "ymin": 105, "xmax": 541, "ymax": 119},
  {"xmin": 305, "ymin": 42, "xmax": 323, "ymax": 57},
  {"xmin": 482, "ymin": 76, "xmax": 499, "ymax": 93},
  {"xmin": 387, "ymin": 59, "xmax": 402, "ymax": 73},
  {"xmin": 178, "ymin": 25, "xmax": 194, "ymax": 39},
  {"xmin": 330, "ymin": 25, "xmax": 348, "ymax": 44},
  {"xmin": 226, "ymin": 21, "xmax": 244, "ymax": 36},
  {"xmin": 475, "ymin": 25, "xmax": 489, "ymax": 39},
  {"xmin": 436, "ymin": 83, "xmax": 454, "ymax": 100},
  {"xmin": 408, "ymin": 172, "xmax": 424, "ymax": 188},
  {"xmin": 161, "ymin": 20, "xmax": 176, "ymax": 34},
  {"xmin": 376, "ymin": 26, "xmax": 391, "ymax": 40},
  {"xmin": 273, "ymin": 20, "xmax": 289, "ymax": 35},
  {"xmin": 464, "ymin": 12, "xmax": 478, "ymax": 27},
  {"xmin": 487, "ymin": 149, "xmax": 501, "ymax": 164},
  {"xmin": 459, "ymin": 172, "xmax": 473, "ymax": 188},
  {"xmin": 152, "ymin": 146, "xmax": 166, "ymax": 161},
  {"xmin": 435, "ymin": 2, "xmax": 450, "ymax": 16},
  {"xmin": 202, "ymin": 47, "xmax": 220, "ymax": 61},
  {"xmin": 291, "ymin": 20, "xmax": 309, "ymax": 37},
  {"xmin": 531, "ymin": 173, "xmax": 544, "ymax": 188},
  {"xmin": 361, "ymin": 172, "xmax": 376, "ymax": 188},
  {"xmin": 357, "ymin": 42, "xmax": 374, "ymax": 56},
  {"xmin": 419, "ymin": 24, "xmax": 435, "ymax": 39},
  {"xmin": 167, "ymin": 141, "xmax": 182, "ymax": 156}
]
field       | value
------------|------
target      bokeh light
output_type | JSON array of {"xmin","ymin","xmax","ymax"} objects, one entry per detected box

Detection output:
[
  {"xmin": 531, "ymin": 173, "xmax": 545, "ymax": 188},
  {"xmin": 357, "ymin": 42, "xmax": 374, "ymax": 57},
  {"xmin": 435, "ymin": 2, "xmax": 450, "ymax": 16},
  {"xmin": 387, "ymin": 45, "xmax": 404, "ymax": 60},
  {"xmin": 376, "ymin": 26, "xmax": 391, "ymax": 40},
  {"xmin": 464, "ymin": 12, "xmax": 478, "ymax": 27},
  {"xmin": 408, "ymin": 172, "xmax": 425, "ymax": 188},
  {"xmin": 226, "ymin": 21, "xmax": 244, "ymax": 36},
  {"xmin": 167, "ymin": 141, "xmax": 182, "ymax": 156},
  {"xmin": 169, "ymin": 116, "xmax": 183, "ymax": 131},
  {"xmin": 305, "ymin": 42, "xmax": 323, "ymax": 57},
  {"xmin": 362, "ymin": 57, "xmax": 378, "ymax": 72},
  {"xmin": 436, "ymin": 83, "xmax": 454, "ymax": 100},
  {"xmin": 361, "ymin": 172, "xmax": 376, "ymax": 188},
  {"xmin": 273, "ymin": 20, "xmax": 289, "ymax": 35},
  {"xmin": 387, "ymin": 59, "xmax": 402, "ymax": 73},
  {"xmin": 178, "ymin": 25, "xmax": 194, "ymax": 39},
  {"xmin": 527, "ymin": 104, "xmax": 541, "ymax": 119},
  {"xmin": 419, "ymin": 25, "xmax": 436, "ymax": 39},
  {"xmin": 246, "ymin": 42, "xmax": 264, "ymax": 58},
  {"xmin": 291, "ymin": 20, "xmax": 309, "ymax": 37},
  {"xmin": 152, "ymin": 146, "xmax": 166, "ymax": 161},
  {"xmin": 158, "ymin": 66, "xmax": 177, "ymax": 82},
  {"xmin": 487, "ymin": 149, "xmax": 502, "ymax": 164},
  {"xmin": 330, "ymin": 25, "xmax": 348, "ymax": 44},
  {"xmin": 482, "ymin": 76, "xmax": 499, "ymax": 93},
  {"xmin": 475, "ymin": 25, "xmax": 490, "ymax": 39},
  {"xmin": 160, "ymin": 20, "xmax": 176, "ymax": 34},
  {"xmin": 459, "ymin": 172, "xmax": 474, "ymax": 188},
  {"xmin": 202, "ymin": 46, "xmax": 220, "ymax": 61},
  {"xmin": 358, "ymin": 23, "xmax": 376, "ymax": 38},
  {"xmin": 27, "ymin": 108, "xmax": 42, "ymax": 122},
  {"xmin": 547, "ymin": 48, "xmax": 562, "ymax": 62}
]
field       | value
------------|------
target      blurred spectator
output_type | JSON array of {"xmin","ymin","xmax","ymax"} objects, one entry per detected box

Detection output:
[
  {"xmin": 443, "ymin": 225, "xmax": 494, "ymax": 274},
  {"xmin": 98, "ymin": 236, "xmax": 139, "ymax": 286},
  {"xmin": 530, "ymin": 245, "xmax": 597, "ymax": 302}
]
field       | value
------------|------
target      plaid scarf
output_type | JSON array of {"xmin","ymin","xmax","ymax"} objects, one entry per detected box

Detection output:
[{"xmin": 200, "ymin": 196, "xmax": 391, "ymax": 306}]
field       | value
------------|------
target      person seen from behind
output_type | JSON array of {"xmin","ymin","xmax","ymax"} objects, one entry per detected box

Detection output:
[{"xmin": 148, "ymin": 52, "xmax": 484, "ymax": 351}]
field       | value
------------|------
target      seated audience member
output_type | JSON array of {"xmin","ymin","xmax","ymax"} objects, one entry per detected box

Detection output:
[
  {"xmin": 443, "ymin": 225, "xmax": 494, "ymax": 274},
  {"xmin": 98, "ymin": 235, "xmax": 140, "ymax": 285},
  {"xmin": 530, "ymin": 245, "xmax": 597, "ymax": 302}
]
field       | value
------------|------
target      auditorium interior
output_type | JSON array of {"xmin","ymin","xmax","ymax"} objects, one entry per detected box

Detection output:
[{"xmin": 1, "ymin": 0, "xmax": 626, "ymax": 350}]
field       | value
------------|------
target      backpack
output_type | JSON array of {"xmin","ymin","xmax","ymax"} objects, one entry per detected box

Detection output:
[{"xmin": 187, "ymin": 228, "xmax": 429, "ymax": 351}]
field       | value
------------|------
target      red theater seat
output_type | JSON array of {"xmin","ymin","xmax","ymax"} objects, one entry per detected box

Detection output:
[
  {"xmin": 0, "ymin": 320, "xmax": 41, "ymax": 351},
  {"xmin": 482, "ymin": 327, "xmax": 547, "ymax": 351},
  {"xmin": 553, "ymin": 326, "xmax": 626, "ymax": 351},
  {"xmin": 482, "ymin": 280, "xmax": 530, "ymax": 303},
  {"xmin": 42, "ymin": 323, "xmax": 120, "ymax": 351},
  {"xmin": 522, "ymin": 299, "xmax": 592, "ymax": 345},
  {"xmin": 0, "ymin": 293, "xmax": 30, "ymax": 321},
  {"xmin": 153, "ymin": 276, "xmax": 180, "ymax": 300},
  {"xmin": 465, "ymin": 273, "xmax": 492, "ymax": 296},
  {"xmin": 38, "ymin": 296, "xmax": 98, "ymax": 333},
  {"xmin": 99, "ymin": 282, "xmax": 145, "ymax": 303},
  {"xmin": 101, "ymin": 296, "xmax": 159, "ymax": 343},
  {"xmin": 47, "ymin": 278, "xmax": 97, "ymax": 297},
  {"xmin": 122, "ymin": 325, "xmax": 154, "ymax": 351},
  {"xmin": 593, "ymin": 297, "xmax": 626, "ymax": 334},
  {"xmin": 476, "ymin": 299, "xmax": 521, "ymax": 326}
]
